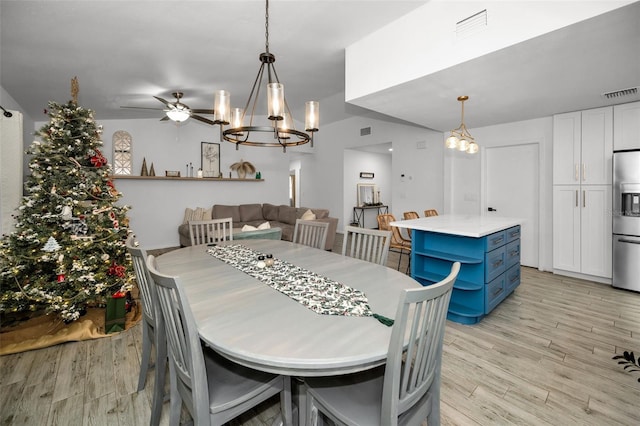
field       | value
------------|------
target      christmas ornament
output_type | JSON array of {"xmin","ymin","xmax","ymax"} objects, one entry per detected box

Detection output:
[{"xmin": 43, "ymin": 236, "xmax": 61, "ymax": 252}]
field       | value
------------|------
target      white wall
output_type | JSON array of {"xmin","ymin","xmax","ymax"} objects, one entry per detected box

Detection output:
[
  {"xmin": 294, "ymin": 114, "xmax": 443, "ymax": 232},
  {"xmin": 444, "ymin": 116, "xmax": 554, "ymax": 271},
  {"xmin": 343, "ymin": 150, "xmax": 391, "ymax": 228},
  {"xmin": 346, "ymin": 1, "xmax": 632, "ymax": 101},
  {"xmin": 1, "ymin": 85, "xmax": 35, "ymax": 183},
  {"xmin": 32, "ymin": 117, "xmax": 291, "ymax": 249}
]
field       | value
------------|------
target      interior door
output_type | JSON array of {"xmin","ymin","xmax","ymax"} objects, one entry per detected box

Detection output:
[{"xmin": 484, "ymin": 143, "xmax": 539, "ymax": 268}]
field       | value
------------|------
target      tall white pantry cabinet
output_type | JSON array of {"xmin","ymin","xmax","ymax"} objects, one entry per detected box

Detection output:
[{"xmin": 553, "ymin": 106, "xmax": 612, "ymax": 281}]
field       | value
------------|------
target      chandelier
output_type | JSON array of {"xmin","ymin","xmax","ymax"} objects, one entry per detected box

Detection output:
[
  {"xmin": 215, "ymin": 0, "xmax": 319, "ymax": 152},
  {"xmin": 445, "ymin": 96, "xmax": 478, "ymax": 154}
]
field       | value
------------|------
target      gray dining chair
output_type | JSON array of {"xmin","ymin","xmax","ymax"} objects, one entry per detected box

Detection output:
[
  {"xmin": 342, "ymin": 225, "xmax": 392, "ymax": 266},
  {"xmin": 125, "ymin": 234, "xmax": 166, "ymax": 426},
  {"xmin": 146, "ymin": 255, "xmax": 293, "ymax": 426},
  {"xmin": 293, "ymin": 219, "xmax": 329, "ymax": 250},
  {"xmin": 188, "ymin": 217, "xmax": 233, "ymax": 246},
  {"xmin": 304, "ymin": 262, "xmax": 460, "ymax": 426}
]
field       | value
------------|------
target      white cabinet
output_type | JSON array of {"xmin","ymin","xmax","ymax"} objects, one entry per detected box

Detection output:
[
  {"xmin": 614, "ymin": 101, "xmax": 640, "ymax": 151},
  {"xmin": 553, "ymin": 106, "xmax": 613, "ymax": 280},
  {"xmin": 553, "ymin": 185, "xmax": 612, "ymax": 278},
  {"xmin": 553, "ymin": 107, "xmax": 613, "ymax": 185}
]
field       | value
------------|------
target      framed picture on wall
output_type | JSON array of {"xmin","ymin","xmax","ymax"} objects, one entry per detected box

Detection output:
[{"xmin": 201, "ymin": 142, "xmax": 220, "ymax": 177}]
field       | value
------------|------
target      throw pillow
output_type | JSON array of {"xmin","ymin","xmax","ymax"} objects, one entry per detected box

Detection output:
[
  {"xmin": 301, "ymin": 209, "xmax": 316, "ymax": 220},
  {"xmin": 182, "ymin": 208, "xmax": 195, "ymax": 224},
  {"xmin": 241, "ymin": 222, "xmax": 271, "ymax": 232}
]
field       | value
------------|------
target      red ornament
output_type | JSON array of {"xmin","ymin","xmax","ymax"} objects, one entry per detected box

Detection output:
[
  {"xmin": 112, "ymin": 290, "xmax": 126, "ymax": 299},
  {"xmin": 108, "ymin": 261, "xmax": 126, "ymax": 278},
  {"xmin": 57, "ymin": 274, "xmax": 65, "ymax": 283},
  {"xmin": 90, "ymin": 149, "xmax": 107, "ymax": 168}
]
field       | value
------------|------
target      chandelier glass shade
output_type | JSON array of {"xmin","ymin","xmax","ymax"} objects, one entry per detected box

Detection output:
[
  {"xmin": 446, "ymin": 96, "xmax": 478, "ymax": 154},
  {"xmin": 218, "ymin": 0, "xmax": 318, "ymax": 152}
]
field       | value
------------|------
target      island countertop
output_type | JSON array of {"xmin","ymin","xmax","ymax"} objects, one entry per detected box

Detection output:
[{"xmin": 390, "ymin": 215, "xmax": 522, "ymax": 238}]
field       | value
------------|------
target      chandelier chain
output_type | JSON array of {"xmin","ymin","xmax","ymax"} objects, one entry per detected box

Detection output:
[{"xmin": 265, "ymin": 0, "xmax": 270, "ymax": 54}]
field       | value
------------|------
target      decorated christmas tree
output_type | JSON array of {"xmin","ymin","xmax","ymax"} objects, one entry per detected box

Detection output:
[{"xmin": 0, "ymin": 78, "xmax": 134, "ymax": 323}]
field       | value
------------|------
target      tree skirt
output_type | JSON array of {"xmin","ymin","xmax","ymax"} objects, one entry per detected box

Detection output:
[{"xmin": 0, "ymin": 297, "xmax": 142, "ymax": 356}]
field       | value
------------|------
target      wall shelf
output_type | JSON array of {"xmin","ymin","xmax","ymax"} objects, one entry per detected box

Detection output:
[{"xmin": 110, "ymin": 175, "xmax": 264, "ymax": 182}]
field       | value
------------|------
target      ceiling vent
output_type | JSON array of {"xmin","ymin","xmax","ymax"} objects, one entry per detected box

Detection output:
[
  {"xmin": 456, "ymin": 9, "xmax": 487, "ymax": 40},
  {"xmin": 602, "ymin": 87, "xmax": 638, "ymax": 99},
  {"xmin": 360, "ymin": 127, "xmax": 371, "ymax": 136}
]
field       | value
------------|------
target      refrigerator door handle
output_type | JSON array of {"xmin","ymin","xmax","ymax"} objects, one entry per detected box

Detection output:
[{"xmin": 618, "ymin": 238, "xmax": 640, "ymax": 245}]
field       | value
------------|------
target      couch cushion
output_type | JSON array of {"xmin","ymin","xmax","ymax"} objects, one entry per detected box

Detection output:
[
  {"xmin": 263, "ymin": 203, "xmax": 280, "ymax": 222},
  {"xmin": 212, "ymin": 205, "xmax": 241, "ymax": 223},
  {"xmin": 278, "ymin": 205, "xmax": 297, "ymax": 225},
  {"xmin": 239, "ymin": 204, "xmax": 264, "ymax": 222}
]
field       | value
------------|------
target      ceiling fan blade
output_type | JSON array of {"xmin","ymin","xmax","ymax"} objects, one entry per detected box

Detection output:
[
  {"xmin": 120, "ymin": 106, "xmax": 164, "ymax": 111},
  {"xmin": 160, "ymin": 116, "xmax": 169, "ymax": 121},
  {"xmin": 153, "ymin": 96, "xmax": 174, "ymax": 109},
  {"xmin": 191, "ymin": 108, "xmax": 215, "ymax": 115},
  {"xmin": 191, "ymin": 114, "xmax": 216, "ymax": 125}
]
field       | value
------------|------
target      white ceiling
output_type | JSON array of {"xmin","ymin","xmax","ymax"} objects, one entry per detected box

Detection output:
[{"xmin": 1, "ymin": 1, "xmax": 639, "ymax": 133}]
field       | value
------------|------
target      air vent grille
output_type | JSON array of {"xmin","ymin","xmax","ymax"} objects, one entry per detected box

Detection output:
[
  {"xmin": 456, "ymin": 9, "xmax": 487, "ymax": 40},
  {"xmin": 602, "ymin": 87, "xmax": 638, "ymax": 99},
  {"xmin": 360, "ymin": 127, "xmax": 371, "ymax": 136}
]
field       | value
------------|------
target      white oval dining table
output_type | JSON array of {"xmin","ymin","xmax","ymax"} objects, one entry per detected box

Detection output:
[{"xmin": 155, "ymin": 239, "xmax": 421, "ymax": 378}]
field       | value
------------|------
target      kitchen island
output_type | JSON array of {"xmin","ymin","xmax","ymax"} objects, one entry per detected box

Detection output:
[{"xmin": 392, "ymin": 215, "xmax": 522, "ymax": 324}]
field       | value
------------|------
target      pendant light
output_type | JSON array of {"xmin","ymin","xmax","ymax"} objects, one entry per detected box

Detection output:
[{"xmin": 446, "ymin": 96, "xmax": 478, "ymax": 154}]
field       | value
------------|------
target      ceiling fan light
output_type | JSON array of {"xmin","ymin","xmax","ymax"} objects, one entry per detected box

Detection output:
[
  {"xmin": 214, "ymin": 90, "xmax": 230, "ymax": 124},
  {"xmin": 267, "ymin": 83, "xmax": 284, "ymax": 120},
  {"xmin": 166, "ymin": 108, "xmax": 191, "ymax": 122},
  {"xmin": 445, "ymin": 135, "xmax": 459, "ymax": 149},
  {"xmin": 466, "ymin": 141, "xmax": 479, "ymax": 154}
]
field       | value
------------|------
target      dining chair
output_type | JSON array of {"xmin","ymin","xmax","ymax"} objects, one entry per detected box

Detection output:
[
  {"xmin": 304, "ymin": 262, "xmax": 460, "ymax": 426},
  {"xmin": 377, "ymin": 213, "xmax": 412, "ymax": 273},
  {"xmin": 146, "ymin": 255, "xmax": 293, "ymax": 426},
  {"xmin": 293, "ymin": 219, "xmax": 329, "ymax": 250},
  {"xmin": 125, "ymin": 234, "xmax": 166, "ymax": 426},
  {"xmin": 403, "ymin": 211, "xmax": 419, "ymax": 220},
  {"xmin": 189, "ymin": 217, "xmax": 233, "ymax": 246},
  {"xmin": 342, "ymin": 225, "xmax": 392, "ymax": 266},
  {"xmin": 402, "ymin": 211, "xmax": 420, "ymax": 242},
  {"xmin": 424, "ymin": 209, "xmax": 439, "ymax": 217}
]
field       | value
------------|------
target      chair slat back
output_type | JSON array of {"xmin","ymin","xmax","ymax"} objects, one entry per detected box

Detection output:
[
  {"xmin": 381, "ymin": 262, "xmax": 459, "ymax": 423},
  {"xmin": 189, "ymin": 218, "xmax": 233, "ymax": 246},
  {"xmin": 146, "ymin": 255, "xmax": 207, "ymax": 409},
  {"xmin": 424, "ymin": 209, "xmax": 439, "ymax": 217},
  {"xmin": 342, "ymin": 226, "xmax": 391, "ymax": 266},
  {"xmin": 125, "ymin": 235, "xmax": 156, "ymax": 325},
  {"xmin": 377, "ymin": 214, "xmax": 410, "ymax": 249},
  {"xmin": 293, "ymin": 219, "xmax": 329, "ymax": 250},
  {"xmin": 403, "ymin": 211, "xmax": 419, "ymax": 220}
]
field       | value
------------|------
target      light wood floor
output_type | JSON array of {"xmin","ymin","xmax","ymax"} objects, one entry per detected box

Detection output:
[{"xmin": 1, "ymin": 235, "xmax": 639, "ymax": 425}]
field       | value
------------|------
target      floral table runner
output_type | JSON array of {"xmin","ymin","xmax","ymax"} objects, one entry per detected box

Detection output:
[{"xmin": 206, "ymin": 244, "xmax": 393, "ymax": 326}]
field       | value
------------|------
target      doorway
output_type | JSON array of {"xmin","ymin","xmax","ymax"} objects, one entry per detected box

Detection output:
[
  {"xmin": 483, "ymin": 143, "xmax": 540, "ymax": 268},
  {"xmin": 289, "ymin": 173, "xmax": 296, "ymax": 207}
]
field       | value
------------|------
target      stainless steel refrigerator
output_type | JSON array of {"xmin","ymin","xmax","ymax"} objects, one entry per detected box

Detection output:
[{"xmin": 613, "ymin": 150, "xmax": 640, "ymax": 292}]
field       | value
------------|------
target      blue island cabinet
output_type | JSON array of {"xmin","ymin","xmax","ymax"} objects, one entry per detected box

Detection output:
[{"xmin": 411, "ymin": 225, "xmax": 521, "ymax": 324}]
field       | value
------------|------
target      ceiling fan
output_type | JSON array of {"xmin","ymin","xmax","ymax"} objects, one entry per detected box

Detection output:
[{"xmin": 121, "ymin": 92, "xmax": 215, "ymax": 125}]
